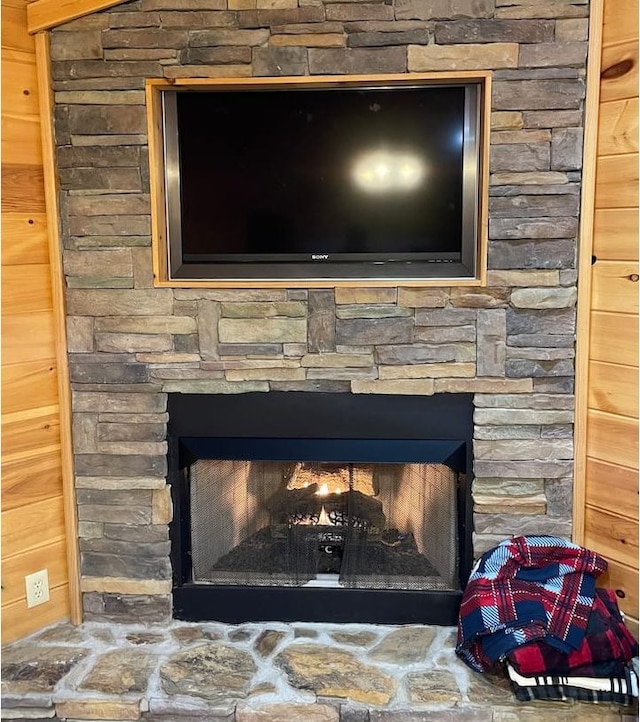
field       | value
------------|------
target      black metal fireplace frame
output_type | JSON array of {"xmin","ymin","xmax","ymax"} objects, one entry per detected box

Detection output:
[{"xmin": 167, "ymin": 392, "xmax": 474, "ymax": 625}]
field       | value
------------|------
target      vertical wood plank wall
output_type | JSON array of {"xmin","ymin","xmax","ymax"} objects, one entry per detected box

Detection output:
[
  {"xmin": 578, "ymin": 0, "xmax": 639, "ymax": 628},
  {"xmin": 1, "ymin": 0, "xmax": 71, "ymax": 643}
]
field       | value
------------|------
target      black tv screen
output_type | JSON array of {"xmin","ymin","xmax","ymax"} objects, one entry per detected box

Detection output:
[{"xmin": 162, "ymin": 77, "xmax": 485, "ymax": 281}]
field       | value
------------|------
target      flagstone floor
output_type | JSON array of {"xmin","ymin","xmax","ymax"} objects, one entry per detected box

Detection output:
[{"xmin": 1, "ymin": 620, "xmax": 637, "ymax": 721}]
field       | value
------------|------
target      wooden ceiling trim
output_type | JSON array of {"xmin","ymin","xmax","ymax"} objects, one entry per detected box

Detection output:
[{"xmin": 27, "ymin": 0, "xmax": 127, "ymax": 34}]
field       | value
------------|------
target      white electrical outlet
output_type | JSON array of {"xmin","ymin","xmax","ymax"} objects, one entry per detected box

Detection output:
[{"xmin": 25, "ymin": 569, "xmax": 50, "ymax": 608}]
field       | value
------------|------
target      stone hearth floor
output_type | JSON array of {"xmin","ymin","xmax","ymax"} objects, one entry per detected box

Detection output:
[{"xmin": 1, "ymin": 620, "xmax": 637, "ymax": 722}]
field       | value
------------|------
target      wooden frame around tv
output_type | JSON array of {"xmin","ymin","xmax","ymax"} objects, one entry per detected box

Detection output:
[{"xmin": 146, "ymin": 72, "xmax": 491, "ymax": 288}]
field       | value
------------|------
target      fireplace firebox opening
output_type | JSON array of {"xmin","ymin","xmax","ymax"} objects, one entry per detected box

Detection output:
[{"xmin": 168, "ymin": 392, "xmax": 473, "ymax": 625}]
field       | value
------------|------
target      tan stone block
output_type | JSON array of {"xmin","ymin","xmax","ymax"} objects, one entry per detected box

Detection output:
[
  {"xmin": 379, "ymin": 363, "xmax": 475, "ymax": 379},
  {"xmin": 164, "ymin": 65, "xmax": 252, "ymax": 78},
  {"xmin": 219, "ymin": 318, "xmax": 307, "ymax": 343},
  {"xmin": 258, "ymin": 0, "xmax": 297, "ymax": 8},
  {"xmin": 490, "ymin": 171, "xmax": 569, "ymax": 185},
  {"xmin": 270, "ymin": 33, "xmax": 345, "ymax": 47},
  {"xmin": 397, "ymin": 287, "xmax": 448, "ymax": 308},
  {"xmin": 76, "ymin": 476, "xmax": 167, "ymax": 490},
  {"xmin": 55, "ymin": 699, "xmax": 141, "ymax": 720},
  {"xmin": 491, "ymin": 111, "xmax": 524, "ymax": 130},
  {"xmin": 491, "ymin": 129, "xmax": 551, "ymax": 144},
  {"xmin": 335, "ymin": 287, "xmax": 396, "ymax": 304},
  {"xmin": 162, "ymin": 380, "xmax": 269, "ymax": 393},
  {"xmin": 510, "ymin": 287, "xmax": 577, "ymax": 309},
  {"xmin": 225, "ymin": 368, "xmax": 306, "ymax": 381},
  {"xmin": 301, "ymin": 353, "xmax": 374, "ymax": 368},
  {"xmin": 220, "ymin": 301, "xmax": 306, "ymax": 318},
  {"xmin": 434, "ymin": 378, "xmax": 532, "ymax": 393},
  {"xmin": 236, "ymin": 703, "xmax": 339, "ymax": 722},
  {"xmin": 352, "ymin": 379, "xmax": 435, "ymax": 395},
  {"xmin": 473, "ymin": 493, "xmax": 547, "ymax": 515},
  {"xmin": 556, "ymin": 18, "xmax": 589, "ymax": 42},
  {"xmin": 80, "ymin": 576, "xmax": 172, "ymax": 594},
  {"xmin": 229, "ymin": 0, "xmax": 256, "ymax": 7},
  {"xmin": 486, "ymin": 270, "xmax": 559, "ymax": 287},
  {"xmin": 136, "ymin": 353, "xmax": 201, "ymax": 364},
  {"xmin": 152, "ymin": 486, "xmax": 173, "ymax": 525},
  {"xmin": 409, "ymin": 43, "xmax": 518, "ymax": 71}
]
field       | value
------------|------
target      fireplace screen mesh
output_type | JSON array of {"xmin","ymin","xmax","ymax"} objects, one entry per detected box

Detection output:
[{"xmin": 190, "ymin": 459, "xmax": 459, "ymax": 590}]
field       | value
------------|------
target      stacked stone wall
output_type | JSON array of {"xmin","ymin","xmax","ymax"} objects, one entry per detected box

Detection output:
[{"xmin": 50, "ymin": 0, "xmax": 587, "ymax": 622}]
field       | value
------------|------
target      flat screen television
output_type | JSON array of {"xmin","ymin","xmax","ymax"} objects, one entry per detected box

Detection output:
[{"xmin": 157, "ymin": 74, "xmax": 488, "ymax": 283}]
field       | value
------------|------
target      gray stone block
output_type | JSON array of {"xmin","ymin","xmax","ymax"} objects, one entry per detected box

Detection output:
[
  {"xmin": 103, "ymin": 28, "xmax": 188, "ymax": 48},
  {"xmin": 59, "ymin": 166, "xmax": 142, "ymax": 192},
  {"xmin": 523, "ymin": 109, "xmax": 583, "ymax": 128},
  {"xmin": 347, "ymin": 29, "xmax": 429, "ymax": 47},
  {"xmin": 490, "ymin": 217, "xmax": 578, "ymax": 239},
  {"xmin": 309, "ymin": 290, "xmax": 336, "ymax": 353},
  {"xmin": 414, "ymin": 308, "xmax": 477, "ymax": 326},
  {"xmin": 270, "ymin": 380, "xmax": 352, "ymax": 392},
  {"xmin": 490, "ymin": 143, "xmax": 550, "ymax": 172},
  {"xmin": 506, "ymin": 358, "xmax": 574, "ymax": 377},
  {"xmin": 104, "ymin": 523, "xmax": 169, "ymax": 542},
  {"xmin": 83, "ymin": 592, "xmax": 171, "ymax": 623},
  {"xmin": 533, "ymin": 377, "xmax": 575, "ymax": 394},
  {"xmin": 395, "ymin": 0, "xmax": 493, "ymax": 21},
  {"xmin": 67, "ymin": 289, "xmax": 173, "ymax": 316},
  {"xmin": 519, "ymin": 42, "xmax": 588, "ymax": 69},
  {"xmin": 182, "ymin": 46, "xmax": 252, "ymax": 64},
  {"xmin": 488, "ymin": 239, "xmax": 575, "ymax": 269},
  {"xmin": 551, "ymin": 127, "xmax": 584, "ymax": 171},
  {"xmin": 493, "ymin": 79, "xmax": 585, "ymax": 110},
  {"xmin": 52, "ymin": 59, "xmax": 163, "ymax": 80},
  {"xmin": 336, "ymin": 318, "xmax": 413, "ymax": 345},
  {"xmin": 309, "ymin": 46, "xmax": 406, "ymax": 74},
  {"xmin": 241, "ymin": 7, "xmax": 325, "ymax": 27},
  {"xmin": 489, "ymin": 194, "xmax": 579, "ymax": 218},
  {"xmin": 98, "ymin": 422, "xmax": 166, "ymax": 442},
  {"xmin": 376, "ymin": 343, "xmax": 474, "ymax": 364},
  {"xmin": 435, "ymin": 19, "xmax": 554, "ymax": 44},
  {"xmin": 75, "ymin": 453, "xmax": 167, "ymax": 477},
  {"xmin": 58, "ymin": 145, "xmax": 141, "ymax": 168},
  {"xmin": 50, "ymin": 30, "xmax": 103, "ymax": 61},
  {"xmin": 254, "ymin": 46, "xmax": 310, "ymax": 76},
  {"xmin": 70, "ymin": 362, "xmax": 149, "ymax": 384},
  {"xmin": 68, "ymin": 104, "xmax": 147, "ymax": 135},
  {"xmin": 506, "ymin": 308, "xmax": 576, "ymax": 335},
  {"xmin": 68, "ymin": 193, "xmax": 150, "ymax": 216},
  {"xmin": 476, "ymin": 309, "xmax": 506, "ymax": 377}
]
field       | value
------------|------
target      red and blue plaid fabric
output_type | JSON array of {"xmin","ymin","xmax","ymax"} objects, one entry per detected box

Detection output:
[
  {"xmin": 456, "ymin": 535, "xmax": 608, "ymax": 672},
  {"xmin": 507, "ymin": 588, "xmax": 638, "ymax": 678}
]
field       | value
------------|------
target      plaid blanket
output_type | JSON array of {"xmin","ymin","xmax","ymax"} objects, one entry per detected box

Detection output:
[
  {"xmin": 506, "ymin": 661, "xmax": 639, "ymax": 707},
  {"xmin": 456, "ymin": 535, "xmax": 608, "ymax": 672},
  {"xmin": 507, "ymin": 588, "xmax": 638, "ymax": 678}
]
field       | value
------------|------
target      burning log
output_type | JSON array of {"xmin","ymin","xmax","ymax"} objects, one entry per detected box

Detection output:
[{"xmin": 265, "ymin": 483, "xmax": 386, "ymax": 529}]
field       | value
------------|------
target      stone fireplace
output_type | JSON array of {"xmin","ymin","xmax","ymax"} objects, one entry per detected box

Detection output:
[
  {"xmin": 52, "ymin": 0, "xmax": 583, "ymax": 625},
  {"xmin": 167, "ymin": 392, "xmax": 473, "ymax": 624}
]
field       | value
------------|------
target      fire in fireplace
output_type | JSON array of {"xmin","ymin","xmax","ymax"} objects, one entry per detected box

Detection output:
[{"xmin": 168, "ymin": 393, "xmax": 473, "ymax": 625}]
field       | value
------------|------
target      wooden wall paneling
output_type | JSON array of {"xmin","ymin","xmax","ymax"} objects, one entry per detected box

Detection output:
[
  {"xmin": 603, "ymin": 0, "xmax": 640, "ymax": 46},
  {"xmin": 586, "ymin": 409, "xmax": 639, "ymax": 472},
  {"xmin": 583, "ymin": 506, "xmax": 639, "ymax": 568},
  {"xmin": 35, "ymin": 30, "xmax": 82, "ymax": 626},
  {"xmin": 1, "ymin": 0, "xmax": 74, "ymax": 643},
  {"xmin": 1, "ymin": 263, "xmax": 54, "ymax": 316},
  {"xmin": 589, "ymin": 311, "xmax": 639, "ymax": 365},
  {"xmin": 593, "ymin": 208, "xmax": 639, "ymax": 260},
  {"xmin": 599, "ymin": 39, "xmax": 639, "ymax": 104},
  {"xmin": 1, "ymin": 164, "xmax": 46, "ymax": 213},
  {"xmin": 587, "ymin": 361, "xmax": 639, "ymax": 418},
  {"xmin": 598, "ymin": 559, "xmax": 640, "ymax": 621},
  {"xmin": 590, "ymin": 260, "xmax": 640, "ymax": 313},
  {"xmin": 2, "ymin": 539, "xmax": 69, "ymax": 607},
  {"xmin": 597, "ymin": 97, "xmax": 639, "ymax": 156},
  {"xmin": 1, "ymin": 311, "xmax": 56, "ymax": 366},
  {"xmin": 585, "ymin": 457, "xmax": 639, "ymax": 518},
  {"xmin": 1, "ymin": 585, "xmax": 70, "ymax": 643},
  {"xmin": 2, "ymin": 448, "xmax": 64, "ymax": 511},
  {"xmin": 2, "ymin": 357, "xmax": 59, "ymax": 415},
  {"xmin": 594, "ymin": 153, "xmax": 640, "ymax": 208},
  {"xmin": 2, "ymin": 213, "xmax": 49, "ymax": 264},
  {"xmin": 2, "ymin": 49, "xmax": 40, "ymax": 117}
]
